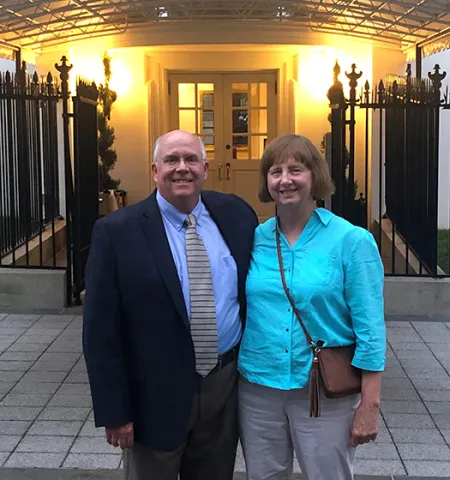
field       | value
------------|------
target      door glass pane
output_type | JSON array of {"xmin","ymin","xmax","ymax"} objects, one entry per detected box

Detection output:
[
  {"xmin": 199, "ymin": 135, "xmax": 215, "ymax": 160},
  {"xmin": 233, "ymin": 110, "xmax": 248, "ymax": 135},
  {"xmin": 198, "ymin": 84, "xmax": 214, "ymax": 107},
  {"xmin": 250, "ymin": 109, "xmax": 267, "ymax": 134},
  {"xmin": 229, "ymin": 82, "xmax": 270, "ymax": 160},
  {"xmin": 250, "ymin": 83, "xmax": 268, "ymax": 107},
  {"xmin": 232, "ymin": 136, "xmax": 249, "ymax": 159},
  {"xmin": 179, "ymin": 110, "xmax": 196, "ymax": 133},
  {"xmin": 251, "ymin": 136, "xmax": 267, "ymax": 159},
  {"xmin": 250, "ymin": 83, "xmax": 258, "ymax": 107},
  {"xmin": 178, "ymin": 83, "xmax": 196, "ymax": 108},
  {"xmin": 257, "ymin": 83, "xmax": 268, "ymax": 107},
  {"xmin": 232, "ymin": 83, "xmax": 248, "ymax": 107},
  {"xmin": 199, "ymin": 110, "xmax": 214, "ymax": 141}
]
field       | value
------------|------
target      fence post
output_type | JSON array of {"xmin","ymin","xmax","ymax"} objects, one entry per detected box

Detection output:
[
  {"xmin": 3, "ymin": 71, "xmax": 18, "ymax": 263},
  {"xmin": 72, "ymin": 80, "xmax": 99, "ymax": 305},
  {"xmin": 345, "ymin": 63, "xmax": 362, "ymax": 212},
  {"xmin": 327, "ymin": 61, "xmax": 347, "ymax": 219},
  {"xmin": 16, "ymin": 61, "xmax": 32, "ymax": 263},
  {"xmin": 428, "ymin": 64, "xmax": 446, "ymax": 276},
  {"xmin": 55, "ymin": 56, "xmax": 76, "ymax": 306}
]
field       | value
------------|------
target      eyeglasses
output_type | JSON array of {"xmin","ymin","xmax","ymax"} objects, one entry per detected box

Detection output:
[{"xmin": 161, "ymin": 155, "xmax": 203, "ymax": 167}]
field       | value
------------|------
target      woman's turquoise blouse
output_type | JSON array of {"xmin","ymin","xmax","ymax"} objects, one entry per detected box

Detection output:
[{"xmin": 238, "ymin": 208, "xmax": 386, "ymax": 390}]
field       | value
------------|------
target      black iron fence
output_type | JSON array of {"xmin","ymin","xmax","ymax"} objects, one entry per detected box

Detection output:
[
  {"xmin": 72, "ymin": 79, "xmax": 99, "ymax": 305},
  {"xmin": 0, "ymin": 56, "xmax": 99, "ymax": 304},
  {"xmin": 0, "ymin": 64, "xmax": 61, "ymax": 266},
  {"xmin": 327, "ymin": 62, "xmax": 450, "ymax": 277}
]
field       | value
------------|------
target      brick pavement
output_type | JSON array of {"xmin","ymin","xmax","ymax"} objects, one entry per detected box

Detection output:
[{"xmin": 0, "ymin": 312, "xmax": 450, "ymax": 478}]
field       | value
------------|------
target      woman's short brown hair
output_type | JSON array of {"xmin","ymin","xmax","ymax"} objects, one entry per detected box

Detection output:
[{"xmin": 258, "ymin": 134, "xmax": 336, "ymax": 203}]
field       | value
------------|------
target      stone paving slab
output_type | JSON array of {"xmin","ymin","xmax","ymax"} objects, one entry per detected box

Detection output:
[
  {"xmin": 0, "ymin": 472, "xmax": 449, "ymax": 480},
  {"xmin": 0, "ymin": 312, "xmax": 450, "ymax": 478}
]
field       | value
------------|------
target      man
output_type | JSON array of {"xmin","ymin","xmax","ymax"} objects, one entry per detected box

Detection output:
[{"xmin": 83, "ymin": 130, "xmax": 258, "ymax": 480}]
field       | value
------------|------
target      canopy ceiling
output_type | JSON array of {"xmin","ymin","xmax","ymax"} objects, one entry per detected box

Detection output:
[{"xmin": 1, "ymin": 0, "xmax": 450, "ymax": 51}]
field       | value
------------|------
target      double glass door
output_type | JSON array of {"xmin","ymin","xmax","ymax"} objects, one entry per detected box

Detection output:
[{"xmin": 169, "ymin": 72, "xmax": 277, "ymax": 221}]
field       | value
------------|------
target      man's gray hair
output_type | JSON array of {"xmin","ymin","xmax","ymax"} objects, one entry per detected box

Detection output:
[{"xmin": 153, "ymin": 133, "xmax": 207, "ymax": 163}]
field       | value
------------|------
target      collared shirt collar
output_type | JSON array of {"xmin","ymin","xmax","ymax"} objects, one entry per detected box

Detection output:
[
  {"xmin": 273, "ymin": 207, "xmax": 333, "ymax": 232},
  {"xmin": 156, "ymin": 190, "xmax": 204, "ymax": 231},
  {"xmin": 314, "ymin": 207, "xmax": 333, "ymax": 225}
]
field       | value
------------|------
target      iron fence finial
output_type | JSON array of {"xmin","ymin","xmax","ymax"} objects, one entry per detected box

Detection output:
[
  {"xmin": 328, "ymin": 60, "xmax": 345, "ymax": 107},
  {"xmin": 428, "ymin": 64, "xmax": 447, "ymax": 92},
  {"xmin": 46, "ymin": 72, "xmax": 54, "ymax": 95},
  {"xmin": 377, "ymin": 79, "xmax": 385, "ymax": 103},
  {"xmin": 31, "ymin": 71, "xmax": 40, "ymax": 97},
  {"xmin": 55, "ymin": 56, "xmax": 73, "ymax": 97},
  {"xmin": 333, "ymin": 60, "xmax": 341, "ymax": 82},
  {"xmin": 345, "ymin": 64, "xmax": 363, "ymax": 103}
]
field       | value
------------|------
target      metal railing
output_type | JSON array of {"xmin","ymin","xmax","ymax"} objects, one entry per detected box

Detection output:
[{"xmin": 0, "ymin": 64, "xmax": 62, "ymax": 267}]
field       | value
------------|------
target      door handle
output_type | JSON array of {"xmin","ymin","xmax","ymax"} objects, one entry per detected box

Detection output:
[
  {"xmin": 225, "ymin": 162, "xmax": 231, "ymax": 181},
  {"xmin": 218, "ymin": 163, "xmax": 223, "ymax": 181}
]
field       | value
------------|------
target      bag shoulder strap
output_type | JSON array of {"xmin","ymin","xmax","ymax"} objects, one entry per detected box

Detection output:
[{"xmin": 275, "ymin": 224, "xmax": 314, "ymax": 347}]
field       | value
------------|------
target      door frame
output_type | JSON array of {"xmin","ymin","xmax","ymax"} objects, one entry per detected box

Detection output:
[
  {"xmin": 147, "ymin": 51, "xmax": 297, "ymax": 194},
  {"xmin": 167, "ymin": 70, "xmax": 278, "ymax": 221}
]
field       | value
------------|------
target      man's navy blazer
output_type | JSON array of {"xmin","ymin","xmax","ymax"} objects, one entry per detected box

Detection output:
[{"xmin": 83, "ymin": 190, "xmax": 258, "ymax": 452}]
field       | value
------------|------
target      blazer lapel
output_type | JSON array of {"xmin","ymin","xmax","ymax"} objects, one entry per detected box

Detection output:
[{"xmin": 139, "ymin": 192, "xmax": 189, "ymax": 329}]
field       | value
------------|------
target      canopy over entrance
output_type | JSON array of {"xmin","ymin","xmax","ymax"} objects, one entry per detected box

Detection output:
[{"xmin": 1, "ymin": 0, "xmax": 450, "ymax": 52}]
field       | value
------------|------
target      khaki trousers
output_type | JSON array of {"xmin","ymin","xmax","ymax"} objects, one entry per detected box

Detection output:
[
  {"xmin": 123, "ymin": 361, "xmax": 238, "ymax": 480},
  {"xmin": 238, "ymin": 377, "xmax": 360, "ymax": 480}
]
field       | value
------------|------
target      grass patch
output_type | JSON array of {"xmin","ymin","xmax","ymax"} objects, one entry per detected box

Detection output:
[{"xmin": 438, "ymin": 229, "xmax": 450, "ymax": 274}]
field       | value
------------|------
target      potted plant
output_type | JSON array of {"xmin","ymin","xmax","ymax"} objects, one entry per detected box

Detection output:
[{"xmin": 97, "ymin": 52, "xmax": 126, "ymax": 215}]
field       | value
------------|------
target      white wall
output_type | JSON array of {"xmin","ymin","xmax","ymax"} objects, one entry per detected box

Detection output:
[
  {"xmin": 412, "ymin": 51, "xmax": 450, "ymax": 230},
  {"xmin": 0, "ymin": 57, "xmax": 36, "ymax": 74},
  {"xmin": 33, "ymin": 31, "xmax": 406, "ymax": 207},
  {"xmin": 37, "ymin": 44, "xmax": 300, "ymax": 203},
  {"xmin": 37, "ymin": 44, "xmax": 149, "ymax": 205},
  {"xmin": 0, "ymin": 58, "xmax": 15, "ymax": 72}
]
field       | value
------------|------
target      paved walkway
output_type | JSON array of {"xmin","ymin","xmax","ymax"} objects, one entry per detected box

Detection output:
[{"xmin": 0, "ymin": 312, "xmax": 450, "ymax": 478}]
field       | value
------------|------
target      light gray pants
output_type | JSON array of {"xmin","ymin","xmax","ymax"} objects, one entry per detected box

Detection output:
[{"xmin": 238, "ymin": 377, "xmax": 360, "ymax": 480}]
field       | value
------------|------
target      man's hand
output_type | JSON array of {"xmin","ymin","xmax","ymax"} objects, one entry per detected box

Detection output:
[
  {"xmin": 350, "ymin": 400, "xmax": 379, "ymax": 447},
  {"xmin": 105, "ymin": 422, "xmax": 134, "ymax": 449}
]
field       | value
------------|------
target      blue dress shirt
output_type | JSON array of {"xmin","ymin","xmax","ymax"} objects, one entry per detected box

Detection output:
[
  {"xmin": 238, "ymin": 208, "xmax": 386, "ymax": 390},
  {"xmin": 157, "ymin": 191, "xmax": 241, "ymax": 354}
]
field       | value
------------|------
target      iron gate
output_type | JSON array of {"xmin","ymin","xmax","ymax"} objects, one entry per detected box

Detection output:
[
  {"xmin": 0, "ymin": 56, "xmax": 100, "ymax": 305},
  {"xmin": 327, "ymin": 61, "xmax": 450, "ymax": 277},
  {"xmin": 56, "ymin": 57, "xmax": 99, "ymax": 305},
  {"xmin": 72, "ymin": 80, "xmax": 99, "ymax": 305},
  {"xmin": 0, "ymin": 63, "xmax": 61, "ymax": 265}
]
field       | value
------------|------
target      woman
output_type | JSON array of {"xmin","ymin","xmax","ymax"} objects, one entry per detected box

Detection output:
[{"xmin": 238, "ymin": 134, "xmax": 385, "ymax": 480}]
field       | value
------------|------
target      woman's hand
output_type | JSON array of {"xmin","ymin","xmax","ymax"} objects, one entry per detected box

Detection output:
[
  {"xmin": 350, "ymin": 399, "xmax": 379, "ymax": 447},
  {"xmin": 350, "ymin": 370, "xmax": 382, "ymax": 447}
]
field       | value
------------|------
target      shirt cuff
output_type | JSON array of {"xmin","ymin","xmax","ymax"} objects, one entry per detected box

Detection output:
[{"xmin": 352, "ymin": 354, "xmax": 386, "ymax": 372}]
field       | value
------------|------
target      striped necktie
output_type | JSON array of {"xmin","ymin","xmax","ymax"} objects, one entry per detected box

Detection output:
[{"xmin": 185, "ymin": 213, "xmax": 218, "ymax": 377}]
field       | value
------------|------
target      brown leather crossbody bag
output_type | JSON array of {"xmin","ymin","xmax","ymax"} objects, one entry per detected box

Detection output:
[{"xmin": 275, "ymin": 226, "xmax": 361, "ymax": 418}]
